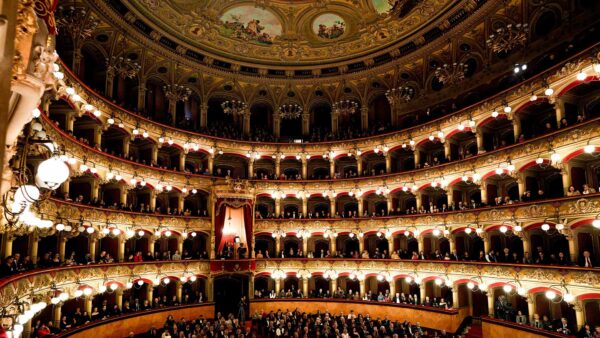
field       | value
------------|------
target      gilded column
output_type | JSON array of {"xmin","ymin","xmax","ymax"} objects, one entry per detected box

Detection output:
[
  {"xmin": 275, "ymin": 278, "xmax": 282, "ymax": 294},
  {"xmin": 137, "ymin": 81, "xmax": 147, "ymax": 112},
  {"xmin": 527, "ymin": 297, "xmax": 536, "ymax": 323},
  {"xmin": 208, "ymin": 155, "xmax": 214, "ymax": 174},
  {"xmin": 168, "ymin": 98, "xmax": 177, "ymax": 126},
  {"xmin": 329, "ymin": 159, "xmax": 335, "ymax": 178},
  {"xmin": 330, "ymin": 278, "xmax": 337, "ymax": 293},
  {"xmin": 122, "ymin": 139, "xmax": 130, "ymax": 158},
  {"xmin": 357, "ymin": 197, "xmax": 364, "ymax": 216},
  {"xmin": 447, "ymin": 186, "xmax": 454, "ymax": 206},
  {"xmin": 302, "ymin": 277, "xmax": 309, "ymax": 297},
  {"xmin": 360, "ymin": 106, "xmax": 369, "ymax": 131},
  {"xmin": 176, "ymin": 281, "xmax": 183, "ymax": 303},
  {"xmin": 414, "ymin": 149, "xmax": 420, "ymax": 167},
  {"xmin": 301, "ymin": 159, "xmax": 308, "ymax": 179},
  {"xmin": 574, "ymin": 301, "xmax": 585, "ymax": 329},
  {"xmin": 52, "ymin": 304, "xmax": 62, "ymax": 327},
  {"xmin": 93, "ymin": 125, "xmax": 102, "ymax": 148},
  {"xmin": 117, "ymin": 236, "xmax": 125, "ymax": 262},
  {"xmin": 149, "ymin": 189, "xmax": 157, "ymax": 210},
  {"xmin": 302, "ymin": 197, "xmax": 308, "ymax": 216},
  {"xmin": 480, "ymin": 183, "xmax": 488, "ymax": 205},
  {"xmin": 275, "ymin": 198, "xmax": 281, "ymax": 217},
  {"xmin": 356, "ymin": 155, "xmax": 363, "ymax": 176},
  {"xmin": 419, "ymin": 282, "xmax": 426, "ymax": 304},
  {"xmin": 302, "ymin": 113, "xmax": 310, "ymax": 136},
  {"xmin": 452, "ymin": 287, "xmax": 459, "ymax": 308},
  {"xmin": 58, "ymin": 236, "xmax": 67, "ymax": 261},
  {"xmin": 249, "ymin": 277, "xmax": 255, "ymax": 299},
  {"xmin": 331, "ymin": 111, "xmax": 339, "ymax": 134},
  {"xmin": 385, "ymin": 153, "xmax": 391, "ymax": 173},
  {"xmin": 147, "ymin": 285, "xmax": 154, "ymax": 306},
  {"xmin": 487, "ymin": 292, "xmax": 495, "ymax": 317},
  {"xmin": 248, "ymin": 158, "xmax": 254, "ymax": 178},
  {"xmin": 243, "ymin": 111, "xmax": 251, "ymax": 136},
  {"xmin": 200, "ymin": 102, "xmax": 208, "ymax": 129},
  {"xmin": 561, "ymin": 163, "xmax": 572, "ymax": 195},
  {"xmin": 151, "ymin": 144, "xmax": 158, "ymax": 164},
  {"xmin": 275, "ymin": 158, "xmax": 281, "ymax": 177},
  {"xmin": 273, "ymin": 114, "xmax": 281, "ymax": 139},
  {"xmin": 359, "ymin": 279, "xmax": 366, "ymax": 297},
  {"xmin": 554, "ymin": 98, "xmax": 566, "ymax": 127},
  {"xmin": 179, "ymin": 153, "xmax": 186, "ymax": 172},
  {"xmin": 115, "ymin": 289, "xmax": 123, "ymax": 310},
  {"xmin": 386, "ymin": 195, "xmax": 393, "ymax": 215},
  {"xmin": 475, "ymin": 129, "xmax": 485, "ymax": 153},
  {"xmin": 513, "ymin": 116, "xmax": 522, "ymax": 141},
  {"xmin": 207, "ymin": 277, "xmax": 214, "ymax": 302},
  {"xmin": 29, "ymin": 232, "xmax": 39, "ymax": 264}
]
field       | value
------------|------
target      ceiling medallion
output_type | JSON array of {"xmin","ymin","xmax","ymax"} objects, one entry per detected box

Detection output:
[
  {"xmin": 221, "ymin": 100, "xmax": 247, "ymax": 115},
  {"xmin": 278, "ymin": 103, "xmax": 303, "ymax": 120},
  {"xmin": 434, "ymin": 62, "xmax": 468, "ymax": 85},
  {"xmin": 486, "ymin": 23, "xmax": 529, "ymax": 54},
  {"xmin": 333, "ymin": 100, "xmax": 359, "ymax": 115},
  {"xmin": 55, "ymin": 5, "xmax": 98, "ymax": 42},
  {"xmin": 386, "ymin": 84, "xmax": 415, "ymax": 105}
]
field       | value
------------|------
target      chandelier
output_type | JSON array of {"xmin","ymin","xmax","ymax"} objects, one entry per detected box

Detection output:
[
  {"xmin": 385, "ymin": 85, "xmax": 415, "ymax": 105},
  {"xmin": 486, "ymin": 23, "xmax": 529, "ymax": 54},
  {"xmin": 221, "ymin": 100, "xmax": 247, "ymax": 115},
  {"xmin": 333, "ymin": 100, "xmax": 358, "ymax": 115},
  {"xmin": 434, "ymin": 62, "xmax": 468, "ymax": 85},
  {"xmin": 55, "ymin": 5, "xmax": 98, "ymax": 42},
  {"xmin": 278, "ymin": 103, "xmax": 303, "ymax": 119},
  {"xmin": 106, "ymin": 55, "xmax": 141, "ymax": 79},
  {"xmin": 164, "ymin": 84, "xmax": 192, "ymax": 102}
]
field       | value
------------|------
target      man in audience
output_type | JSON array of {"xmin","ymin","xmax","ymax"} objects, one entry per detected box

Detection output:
[{"xmin": 579, "ymin": 250, "xmax": 595, "ymax": 268}]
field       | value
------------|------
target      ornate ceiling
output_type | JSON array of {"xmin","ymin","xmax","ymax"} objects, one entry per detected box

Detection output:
[{"xmin": 125, "ymin": 0, "xmax": 462, "ymax": 65}]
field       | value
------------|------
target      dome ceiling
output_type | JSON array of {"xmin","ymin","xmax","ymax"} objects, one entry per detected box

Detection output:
[{"xmin": 126, "ymin": 0, "xmax": 460, "ymax": 66}]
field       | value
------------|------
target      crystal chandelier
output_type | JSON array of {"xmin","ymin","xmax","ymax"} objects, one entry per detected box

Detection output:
[
  {"xmin": 333, "ymin": 100, "xmax": 358, "ymax": 115},
  {"xmin": 486, "ymin": 23, "xmax": 529, "ymax": 54},
  {"xmin": 385, "ymin": 85, "xmax": 415, "ymax": 105},
  {"xmin": 221, "ymin": 100, "xmax": 247, "ymax": 115},
  {"xmin": 164, "ymin": 84, "xmax": 192, "ymax": 102},
  {"xmin": 278, "ymin": 103, "xmax": 303, "ymax": 119},
  {"xmin": 55, "ymin": 5, "xmax": 98, "ymax": 41},
  {"xmin": 434, "ymin": 62, "xmax": 468, "ymax": 85}
]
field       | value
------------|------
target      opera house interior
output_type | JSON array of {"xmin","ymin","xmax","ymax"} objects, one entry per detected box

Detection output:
[{"xmin": 1, "ymin": 0, "xmax": 600, "ymax": 337}]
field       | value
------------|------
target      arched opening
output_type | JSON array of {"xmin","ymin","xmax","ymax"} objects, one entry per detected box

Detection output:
[
  {"xmin": 157, "ymin": 145, "xmax": 182, "ymax": 171},
  {"xmin": 128, "ymin": 137, "xmax": 155, "ymax": 165},
  {"xmin": 368, "ymin": 94, "xmax": 391, "ymax": 133},
  {"xmin": 254, "ymin": 235, "xmax": 275, "ymax": 258},
  {"xmin": 447, "ymin": 129, "xmax": 477, "ymax": 160},
  {"xmin": 310, "ymin": 102, "xmax": 332, "ymax": 141},
  {"xmin": 101, "ymin": 125, "xmax": 128, "ymax": 157},
  {"xmin": 79, "ymin": 44, "xmax": 107, "ymax": 94},
  {"xmin": 522, "ymin": 163, "xmax": 564, "ymax": 199},
  {"xmin": 335, "ymin": 195, "xmax": 358, "ymax": 217},
  {"xmin": 337, "ymin": 234, "xmax": 360, "ymax": 258},
  {"xmin": 517, "ymin": 101, "xmax": 557, "ymax": 139},
  {"xmin": 213, "ymin": 154, "xmax": 248, "ymax": 178},
  {"xmin": 250, "ymin": 102, "xmax": 273, "ymax": 140},
  {"xmin": 73, "ymin": 115, "xmax": 102, "ymax": 147},
  {"xmin": 144, "ymin": 77, "xmax": 168, "ymax": 123},
  {"xmin": 213, "ymin": 274, "xmax": 249, "ymax": 318},
  {"xmin": 480, "ymin": 117, "xmax": 514, "ymax": 151}
]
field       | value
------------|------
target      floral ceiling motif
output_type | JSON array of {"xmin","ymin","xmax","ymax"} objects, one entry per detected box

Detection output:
[{"xmin": 129, "ymin": 0, "xmax": 459, "ymax": 65}]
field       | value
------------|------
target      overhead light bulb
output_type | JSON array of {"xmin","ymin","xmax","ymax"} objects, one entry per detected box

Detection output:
[
  {"xmin": 467, "ymin": 281, "xmax": 475, "ymax": 289},
  {"xmin": 577, "ymin": 71, "xmax": 587, "ymax": 81},
  {"xmin": 502, "ymin": 284, "xmax": 513, "ymax": 293},
  {"xmin": 584, "ymin": 144, "xmax": 596, "ymax": 153},
  {"xmin": 541, "ymin": 223, "xmax": 550, "ymax": 231},
  {"xmin": 491, "ymin": 110, "xmax": 499, "ymax": 118},
  {"xmin": 545, "ymin": 290, "xmax": 557, "ymax": 300},
  {"xmin": 544, "ymin": 88, "xmax": 554, "ymax": 96}
]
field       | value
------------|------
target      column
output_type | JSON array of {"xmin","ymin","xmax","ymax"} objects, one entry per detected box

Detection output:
[
  {"xmin": 273, "ymin": 114, "xmax": 281, "ymax": 139},
  {"xmin": 149, "ymin": 190, "xmax": 157, "ymax": 210},
  {"xmin": 447, "ymin": 186, "xmax": 454, "ymax": 207},
  {"xmin": 275, "ymin": 158, "xmax": 281, "ymax": 178},
  {"xmin": 517, "ymin": 172, "xmax": 526, "ymax": 197},
  {"xmin": 476, "ymin": 129, "xmax": 485, "ymax": 153},
  {"xmin": 359, "ymin": 279, "xmax": 366, "ymax": 297},
  {"xmin": 177, "ymin": 195, "xmax": 184, "ymax": 213},
  {"xmin": 385, "ymin": 153, "xmax": 391, "ymax": 173},
  {"xmin": 387, "ymin": 236, "xmax": 394, "ymax": 254},
  {"xmin": 449, "ymin": 235, "xmax": 456, "ymax": 254},
  {"xmin": 117, "ymin": 236, "xmax": 125, "ymax": 262},
  {"xmin": 357, "ymin": 197, "xmax": 364, "ymax": 216},
  {"xmin": 568, "ymin": 231, "xmax": 579, "ymax": 262},
  {"xmin": 105, "ymin": 73, "xmax": 115, "ymax": 99},
  {"xmin": 480, "ymin": 184, "xmax": 488, "ymax": 205},
  {"xmin": 137, "ymin": 81, "xmax": 147, "ymax": 112},
  {"xmin": 574, "ymin": 301, "xmax": 585, "ymax": 330},
  {"xmin": 302, "ymin": 198, "xmax": 308, "ymax": 216},
  {"xmin": 248, "ymin": 158, "xmax": 254, "ymax": 178},
  {"xmin": 330, "ymin": 197, "xmax": 336, "ymax": 216},
  {"xmin": 148, "ymin": 236, "xmax": 156, "ymax": 256},
  {"xmin": 482, "ymin": 234, "xmax": 491, "ymax": 253},
  {"xmin": 168, "ymin": 98, "xmax": 177, "ymax": 126},
  {"xmin": 275, "ymin": 278, "xmax": 282, "ymax": 294},
  {"xmin": 360, "ymin": 106, "xmax": 369, "ymax": 131},
  {"xmin": 302, "ymin": 237, "xmax": 308, "ymax": 254},
  {"xmin": 275, "ymin": 236, "xmax": 281, "ymax": 254},
  {"xmin": 527, "ymin": 297, "xmax": 536, "ymax": 323},
  {"xmin": 444, "ymin": 142, "xmax": 451, "ymax": 160},
  {"xmin": 58, "ymin": 236, "xmax": 66, "ymax": 261},
  {"xmin": 389, "ymin": 280, "xmax": 395, "ymax": 297},
  {"xmin": 122, "ymin": 139, "xmax": 130, "ymax": 158},
  {"xmin": 330, "ymin": 278, "xmax": 337, "ymax": 293},
  {"xmin": 275, "ymin": 199, "xmax": 281, "ymax": 217},
  {"xmin": 415, "ymin": 191, "xmax": 422, "ymax": 210},
  {"xmin": 301, "ymin": 159, "xmax": 308, "ymax": 179},
  {"xmin": 120, "ymin": 187, "xmax": 128, "ymax": 206},
  {"xmin": 115, "ymin": 289, "xmax": 123, "ymax": 310},
  {"xmin": 358, "ymin": 237, "xmax": 365, "ymax": 253},
  {"xmin": 386, "ymin": 195, "xmax": 393, "ymax": 215},
  {"xmin": 65, "ymin": 113, "xmax": 75, "ymax": 133},
  {"xmin": 330, "ymin": 237, "xmax": 337, "ymax": 253},
  {"xmin": 554, "ymin": 98, "xmax": 566, "ymax": 127},
  {"xmin": 513, "ymin": 116, "xmax": 522, "ymax": 141},
  {"xmin": 91, "ymin": 180, "xmax": 99, "ymax": 200},
  {"xmin": 329, "ymin": 159, "xmax": 335, "ymax": 178},
  {"xmin": 414, "ymin": 149, "xmax": 421, "ymax": 167},
  {"xmin": 72, "ymin": 49, "xmax": 82, "ymax": 75},
  {"xmin": 301, "ymin": 113, "xmax": 310, "ymax": 136},
  {"xmin": 208, "ymin": 156, "xmax": 214, "ymax": 174},
  {"xmin": 249, "ymin": 278, "xmax": 255, "ymax": 300},
  {"xmin": 521, "ymin": 235, "xmax": 531, "ymax": 255},
  {"xmin": 84, "ymin": 297, "xmax": 93, "ymax": 315},
  {"xmin": 417, "ymin": 236, "xmax": 424, "ymax": 254},
  {"xmin": 356, "ymin": 156, "xmax": 363, "ymax": 176},
  {"xmin": 60, "ymin": 179, "xmax": 70, "ymax": 199},
  {"xmin": 487, "ymin": 292, "xmax": 495, "ymax": 317},
  {"xmin": 452, "ymin": 287, "xmax": 459, "ymax": 308},
  {"xmin": 200, "ymin": 102, "xmax": 208, "ymax": 129},
  {"xmin": 151, "ymin": 144, "xmax": 158, "ymax": 164},
  {"xmin": 302, "ymin": 277, "xmax": 309, "ymax": 298},
  {"xmin": 207, "ymin": 277, "xmax": 214, "ymax": 302},
  {"xmin": 179, "ymin": 153, "xmax": 186, "ymax": 172},
  {"xmin": 177, "ymin": 237, "xmax": 184, "ymax": 255},
  {"xmin": 243, "ymin": 112, "xmax": 251, "ymax": 136},
  {"xmin": 331, "ymin": 111, "xmax": 339, "ymax": 134},
  {"xmin": 419, "ymin": 282, "xmax": 426, "ymax": 304},
  {"xmin": 146, "ymin": 285, "xmax": 154, "ymax": 305},
  {"xmin": 52, "ymin": 304, "xmax": 62, "ymax": 327},
  {"xmin": 93, "ymin": 125, "xmax": 102, "ymax": 148},
  {"xmin": 28, "ymin": 233, "xmax": 39, "ymax": 264},
  {"xmin": 561, "ymin": 163, "xmax": 571, "ymax": 195},
  {"xmin": 176, "ymin": 282, "xmax": 183, "ymax": 303},
  {"xmin": 88, "ymin": 237, "xmax": 97, "ymax": 261},
  {"xmin": 22, "ymin": 318, "xmax": 32, "ymax": 338}
]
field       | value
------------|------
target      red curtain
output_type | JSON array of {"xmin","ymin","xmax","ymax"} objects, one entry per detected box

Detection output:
[{"xmin": 214, "ymin": 198, "xmax": 253, "ymax": 256}]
